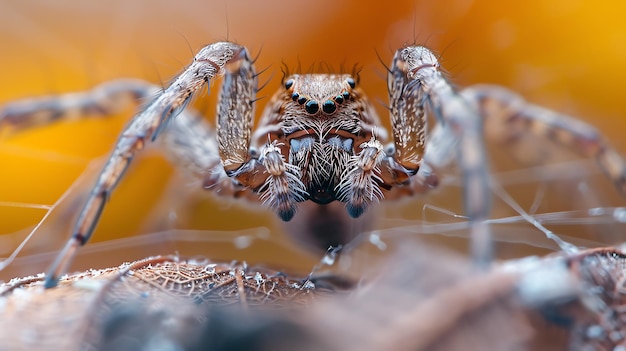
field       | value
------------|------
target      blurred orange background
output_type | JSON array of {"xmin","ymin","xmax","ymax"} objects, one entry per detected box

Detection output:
[{"xmin": 1, "ymin": 0, "xmax": 626, "ymax": 279}]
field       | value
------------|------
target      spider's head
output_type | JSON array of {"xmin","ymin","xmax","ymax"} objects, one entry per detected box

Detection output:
[
  {"xmin": 254, "ymin": 72, "xmax": 382, "ymax": 214},
  {"xmin": 282, "ymin": 74, "xmax": 358, "ymax": 117}
]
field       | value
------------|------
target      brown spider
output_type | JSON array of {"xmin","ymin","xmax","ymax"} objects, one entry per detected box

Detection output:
[{"xmin": 2, "ymin": 42, "xmax": 625, "ymax": 289}]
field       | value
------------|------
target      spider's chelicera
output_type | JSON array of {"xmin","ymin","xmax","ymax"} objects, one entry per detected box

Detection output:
[{"xmin": 2, "ymin": 42, "xmax": 625, "ymax": 289}]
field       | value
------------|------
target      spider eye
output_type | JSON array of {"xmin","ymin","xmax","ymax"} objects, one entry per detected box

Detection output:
[
  {"xmin": 346, "ymin": 78, "xmax": 356, "ymax": 89},
  {"xmin": 305, "ymin": 100, "xmax": 319, "ymax": 114},
  {"xmin": 334, "ymin": 95, "xmax": 344, "ymax": 104},
  {"xmin": 342, "ymin": 91, "xmax": 350, "ymax": 100},
  {"xmin": 291, "ymin": 92, "xmax": 299, "ymax": 101},
  {"xmin": 297, "ymin": 96, "xmax": 307, "ymax": 105},
  {"xmin": 322, "ymin": 100, "xmax": 336, "ymax": 114},
  {"xmin": 284, "ymin": 79, "xmax": 294, "ymax": 90}
]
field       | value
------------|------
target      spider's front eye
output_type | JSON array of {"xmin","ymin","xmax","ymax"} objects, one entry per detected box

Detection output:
[
  {"xmin": 346, "ymin": 78, "xmax": 356, "ymax": 89},
  {"xmin": 305, "ymin": 100, "xmax": 319, "ymax": 114},
  {"xmin": 334, "ymin": 95, "xmax": 344, "ymax": 104},
  {"xmin": 284, "ymin": 79, "xmax": 295, "ymax": 90},
  {"xmin": 291, "ymin": 92, "xmax": 299, "ymax": 101},
  {"xmin": 342, "ymin": 91, "xmax": 350, "ymax": 100},
  {"xmin": 297, "ymin": 96, "xmax": 307, "ymax": 105},
  {"xmin": 322, "ymin": 100, "xmax": 336, "ymax": 114}
]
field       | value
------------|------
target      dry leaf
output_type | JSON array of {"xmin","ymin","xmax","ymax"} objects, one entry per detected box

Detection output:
[{"xmin": 2, "ymin": 245, "xmax": 626, "ymax": 350}]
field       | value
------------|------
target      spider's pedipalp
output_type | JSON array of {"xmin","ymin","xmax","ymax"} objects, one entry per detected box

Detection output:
[
  {"xmin": 336, "ymin": 137, "xmax": 385, "ymax": 218},
  {"xmin": 258, "ymin": 142, "xmax": 308, "ymax": 221}
]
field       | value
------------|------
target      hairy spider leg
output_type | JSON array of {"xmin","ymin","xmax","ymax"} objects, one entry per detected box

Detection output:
[
  {"xmin": 216, "ymin": 56, "xmax": 307, "ymax": 221},
  {"xmin": 461, "ymin": 85, "xmax": 626, "ymax": 195},
  {"xmin": 39, "ymin": 42, "xmax": 257, "ymax": 288},
  {"xmin": 392, "ymin": 46, "xmax": 493, "ymax": 266},
  {"xmin": 391, "ymin": 46, "xmax": 626, "ymax": 267},
  {"xmin": 0, "ymin": 79, "xmax": 155, "ymax": 133},
  {"xmin": 0, "ymin": 77, "xmax": 245, "ymax": 197}
]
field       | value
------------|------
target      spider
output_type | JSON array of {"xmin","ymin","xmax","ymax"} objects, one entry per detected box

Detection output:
[{"xmin": 2, "ymin": 42, "xmax": 625, "ymax": 289}]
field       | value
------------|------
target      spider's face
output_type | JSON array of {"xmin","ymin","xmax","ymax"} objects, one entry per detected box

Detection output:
[
  {"xmin": 254, "ymin": 74, "xmax": 382, "ymax": 205},
  {"xmin": 277, "ymin": 73, "xmax": 379, "ymax": 132},
  {"xmin": 275, "ymin": 74, "xmax": 372, "ymax": 140},
  {"xmin": 283, "ymin": 74, "xmax": 355, "ymax": 117}
]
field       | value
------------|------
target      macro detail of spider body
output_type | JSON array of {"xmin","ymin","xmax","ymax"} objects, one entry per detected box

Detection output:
[
  {"xmin": 252, "ymin": 73, "xmax": 388, "ymax": 220},
  {"xmin": 2, "ymin": 41, "xmax": 625, "ymax": 289}
]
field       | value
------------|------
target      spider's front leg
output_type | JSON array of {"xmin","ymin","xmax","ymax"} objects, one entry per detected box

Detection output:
[
  {"xmin": 389, "ymin": 46, "xmax": 493, "ymax": 266},
  {"xmin": 214, "ymin": 55, "xmax": 307, "ymax": 221},
  {"xmin": 335, "ymin": 53, "xmax": 438, "ymax": 218},
  {"xmin": 43, "ymin": 42, "xmax": 253, "ymax": 288}
]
